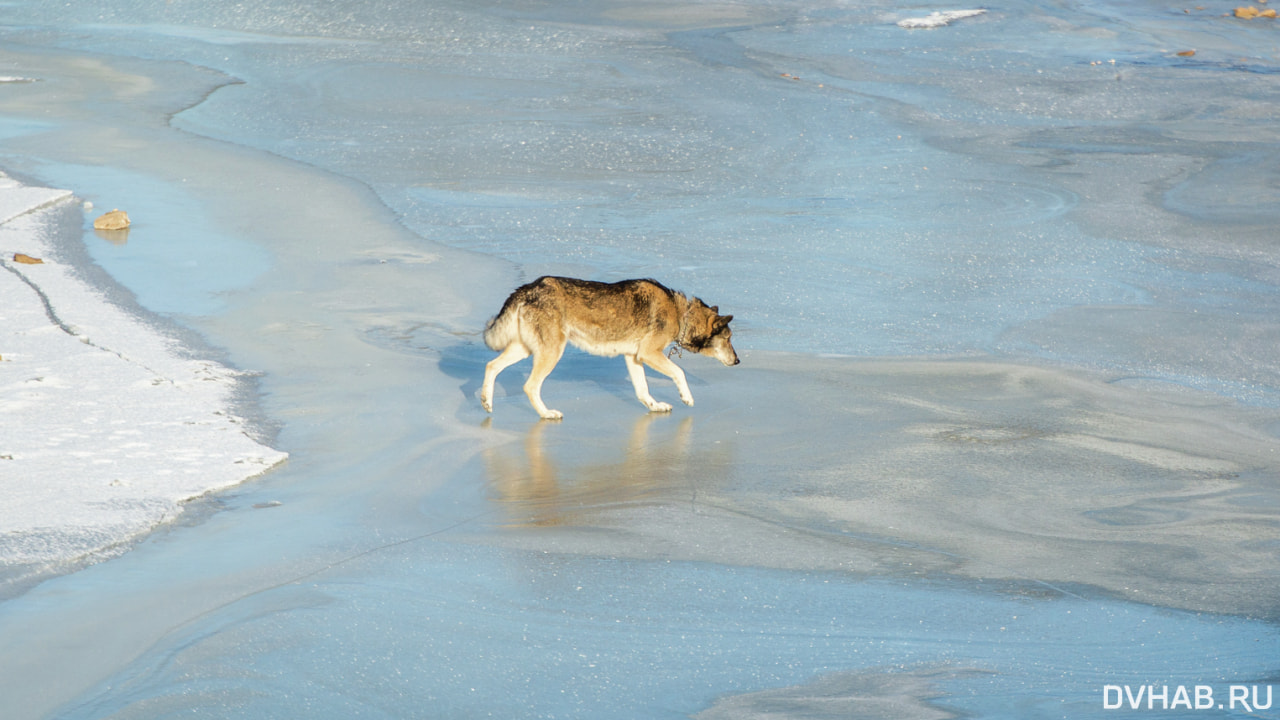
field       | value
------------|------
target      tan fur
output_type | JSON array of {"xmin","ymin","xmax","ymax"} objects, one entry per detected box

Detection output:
[{"xmin": 481, "ymin": 276, "xmax": 739, "ymax": 419}]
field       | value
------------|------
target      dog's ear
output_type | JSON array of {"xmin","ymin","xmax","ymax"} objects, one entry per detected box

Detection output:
[
  {"xmin": 710, "ymin": 305, "xmax": 719, "ymax": 314},
  {"xmin": 715, "ymin": 314, "xmax": 733, "ymax": 329},
  {"xmin": 702, "ymin": 312, "xmax": 718, "ymax": 337}
]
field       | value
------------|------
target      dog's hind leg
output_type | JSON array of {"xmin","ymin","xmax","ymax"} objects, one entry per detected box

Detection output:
[
  {"xmin": 524, "ymin": 342, "xmax": 566, "ymax": 420},
  {"xmin": 637, "ymin": 350, "xmax": 694, "ymax": 407},
  {"xmin": 624, "ymin": 354, "xmax": 673, "ymax": 413},
  {"xmin": 481, "ymin": 342, "xmax": 530, "ymax": 412}
]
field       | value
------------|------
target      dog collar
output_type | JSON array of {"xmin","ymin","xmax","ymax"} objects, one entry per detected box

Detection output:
[{"xmin": 674, "ymin": 298, "xmax": 707, "ymax": 353}]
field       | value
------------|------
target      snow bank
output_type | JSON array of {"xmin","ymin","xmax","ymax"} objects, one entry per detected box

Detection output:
[{"xmin": 0, "ymin": 173, "xmax": 286, "ymax": 582}]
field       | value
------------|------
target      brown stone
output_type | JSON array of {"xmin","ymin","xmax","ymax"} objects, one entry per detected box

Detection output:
[{"xmin": 93, "ymin": 209, "xmax": 130, "ymax": 230}]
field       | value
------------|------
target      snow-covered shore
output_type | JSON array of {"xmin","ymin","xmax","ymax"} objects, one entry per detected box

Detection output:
[{"xmin": 0, "ymin": 173, "xmax": 286, "ymax": 587}]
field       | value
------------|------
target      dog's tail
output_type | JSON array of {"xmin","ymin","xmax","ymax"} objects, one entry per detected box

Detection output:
[{"xmin": 483, "ymin": 302, "xmax": 520, "ymax": 351}]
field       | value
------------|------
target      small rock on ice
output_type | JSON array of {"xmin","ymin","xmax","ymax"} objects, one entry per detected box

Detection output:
[{"xmin": 93, "ymin": 209, "xmax": 130, "ymax": 230}]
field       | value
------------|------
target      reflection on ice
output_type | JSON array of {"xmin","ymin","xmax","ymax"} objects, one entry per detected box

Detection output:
[
  {"xmin": 485, "ymin": 414, "xmax": 699, "ymax": 528},
  {"xmin": 472, "ymin": 354, "xmax": 1280, "ymax": 621}
]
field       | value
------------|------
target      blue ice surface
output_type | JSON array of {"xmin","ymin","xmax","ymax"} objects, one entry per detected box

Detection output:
[
  {"xmin": 8, "ymin": 0, "xmax": 1276, "ymax": 373},
  {"xmin": 0, "ymin": 116, "xmax": 56, "ymax": 141},
  {"xmin": 1, "ymin": 0, "xmax": 1279, "ymax": 717},
  {"xmin": 121, "ymin": 0, "xmax": 1279, "ymax": 402},
  {"xmin": 54, "ymin": 536, "xmax": 1280, "ymax": 720}
]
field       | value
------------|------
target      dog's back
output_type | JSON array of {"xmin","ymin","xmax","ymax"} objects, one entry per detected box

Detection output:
[{"xmin": 485, "ymin": 276, "xmax": 681, "ymax": 356}]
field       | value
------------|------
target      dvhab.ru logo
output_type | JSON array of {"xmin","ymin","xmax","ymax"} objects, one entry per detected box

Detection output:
[{"xmin": 1103, "ymin": 685, "xmax": 1273, "ymax": 712}]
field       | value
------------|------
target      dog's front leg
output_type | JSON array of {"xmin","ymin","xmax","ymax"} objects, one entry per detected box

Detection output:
[
  {"xmin": 639, "ymin": 352, "xmax": 694, "ymax": 407},
  {"xmin": 624, "ymin": 355, "xmax": 672, "ymax": 413}
]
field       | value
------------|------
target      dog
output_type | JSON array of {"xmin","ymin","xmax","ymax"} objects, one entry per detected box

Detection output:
[{"xmin": 480, "ymin": 276, "xmax": 739, "ymax": 419}]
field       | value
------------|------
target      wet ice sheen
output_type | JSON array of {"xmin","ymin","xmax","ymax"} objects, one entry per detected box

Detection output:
[
  {"xmin": 1, "ymin": 0, "xmax": 1279, "ymax": 718},
  {"xmin": 49, "ymin": 543, "xmax": 1280, "ymax": 720}
]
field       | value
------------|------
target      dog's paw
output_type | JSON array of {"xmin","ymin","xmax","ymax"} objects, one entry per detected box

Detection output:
[
  {"xmin": 646, "ymin": 401, "xmax": 673, "ymax": 413},
  {"xmin": 540, "ymin": 409, "xmax": 564, "ymax": 421},
  {"xmin": 680, "ymin": 395, "xmax": 694, "ymax": 407}
]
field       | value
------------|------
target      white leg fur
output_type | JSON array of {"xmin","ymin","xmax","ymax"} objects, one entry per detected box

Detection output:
[
  {"xmin": 625, "ymin": 354, "xmax": 672, "ymax": 413},
  {"xmin": 639, "ymin": 352, "xmax": 694, "ymax": 407},
  {"xmin": 481, "ymin": 343, "xmax": 529, "ymax": 412},
  {"xmin": 524, "ymin": 343, "xmax": 565, "ymax": 420}
]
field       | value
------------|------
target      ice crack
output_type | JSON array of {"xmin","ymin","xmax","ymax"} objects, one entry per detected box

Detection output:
[{"xmin": 2, "ymin": 256, "xmax": 171, "ymax": 383}]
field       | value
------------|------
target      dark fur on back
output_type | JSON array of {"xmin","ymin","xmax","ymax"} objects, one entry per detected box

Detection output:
[
  {"xmin": 486, "ymin": 277, "xmax": 680, "ymax": 352},
  {"xmin": 497, "ymin": 277, "xmax": 675, "ymax": 318}
]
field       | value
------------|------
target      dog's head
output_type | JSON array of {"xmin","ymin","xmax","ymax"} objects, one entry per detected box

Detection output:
[{"xmin": 683, "ymin": 299, "xmax": 739, "ymax": 367}]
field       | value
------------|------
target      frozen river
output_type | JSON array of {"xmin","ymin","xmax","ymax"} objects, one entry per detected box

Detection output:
[{"xmin": 2, "ymin": 0, "xmax": 1279, "ymax": 717}]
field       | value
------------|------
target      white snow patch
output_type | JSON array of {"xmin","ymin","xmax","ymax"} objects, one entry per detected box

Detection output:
[
  {"xmin": 897, "ymin": 9, "xmax": 987, "ymax": 29},
  {"xmin": 0, "ymin": 173, "xmax": 287, "ymax": 576}
]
